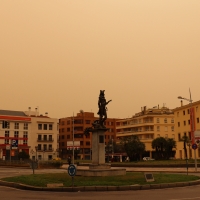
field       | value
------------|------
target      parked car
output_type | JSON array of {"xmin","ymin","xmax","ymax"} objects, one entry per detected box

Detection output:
[{"xmin": 143, "ymin": 157, "xmax": 155, "ymax": 161}]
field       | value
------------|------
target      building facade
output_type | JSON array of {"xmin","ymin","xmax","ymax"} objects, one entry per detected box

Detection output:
[
  {"xmin": 173, "ymin": 100, "xmax": 200, "ymax": 159},
  {"xmin": 0, "ymin": 108, "xmax": 59, "ymax": 161},
  {"xmin": 116, "ymin": 106, "xmax": 175, "ymax": 159},
  {"xmin": 59, "ymin": 112, "xmax": 117, "ymax": 160}
]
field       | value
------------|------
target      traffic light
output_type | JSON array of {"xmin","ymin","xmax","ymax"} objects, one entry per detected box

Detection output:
[{"xmin": 2, "ymin": 121, "xmax": 9, "ymax": 129}]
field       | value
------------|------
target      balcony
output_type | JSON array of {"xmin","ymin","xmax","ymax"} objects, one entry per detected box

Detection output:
[
  {"xmin": 37, "ymin": 139, "xmax": 54, "ymax": 142},
  {"xmin": 37, "ymin": 148, "xmax": 54, "ymax": 152}
]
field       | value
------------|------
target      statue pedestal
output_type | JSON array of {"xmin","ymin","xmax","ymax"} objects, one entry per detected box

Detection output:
[{"xmin": 77, "ymin": 128, "xmax": 126, "ymax": 176}]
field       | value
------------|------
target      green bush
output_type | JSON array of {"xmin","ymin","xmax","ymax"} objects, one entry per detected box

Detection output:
[{"xmin": 38, "ymin": 161, "xmax": 63, "ymax": 169}]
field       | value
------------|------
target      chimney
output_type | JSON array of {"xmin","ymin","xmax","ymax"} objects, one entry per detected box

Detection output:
[
  {"xmin": 28, "ymin": 107, "xmax": 31, "ymax": 116},
  {"xmin": 35, "ymin": 108, "xmax": 38, "ymax": 116},
  {"xmin": 45, "ymin": 112, "xmax": 48, "ymax": 117},
  {"xmin": 181, "ymin": 100, "xmax": 183, "ymax": 107}
]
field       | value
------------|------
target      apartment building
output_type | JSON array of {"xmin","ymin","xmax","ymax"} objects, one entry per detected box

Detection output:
[
  {"xmin": 173, "ymin": 100, "xmax": 200, "ymax": 159},
  {"xmin": 59, "ymin": 112, "xmax": 117, "ymax": 160},
  {"xmin": 0, "ymin": 108, "xmax": 59, "ymax": 161},
  {"xmin": 116, "ymin": 106, "xmax": 175, "ymax": 158}
]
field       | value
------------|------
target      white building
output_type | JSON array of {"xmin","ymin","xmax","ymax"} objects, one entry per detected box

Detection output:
[{"xmin": 0, "ymin": 108, "xmax": 59, "ymax": 161}]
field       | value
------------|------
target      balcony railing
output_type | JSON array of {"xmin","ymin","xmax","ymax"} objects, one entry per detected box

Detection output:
[
  {"xmin": 37, "ymin": 148, "xmax": 54, "ymax": 152},
  {"xmin": 37, "ymin": 139, "xmax": 54, "ymax": 142}
]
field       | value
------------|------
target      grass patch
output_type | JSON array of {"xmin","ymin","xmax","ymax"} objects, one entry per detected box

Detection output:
[{"xmin": 2, "ymin": 172, "xmax": 199, "ymax": 187}]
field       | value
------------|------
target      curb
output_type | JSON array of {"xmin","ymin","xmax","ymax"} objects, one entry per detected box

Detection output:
[{"xmin": 1, "ymin": 179, "xmax": 200, "ymax": 192}]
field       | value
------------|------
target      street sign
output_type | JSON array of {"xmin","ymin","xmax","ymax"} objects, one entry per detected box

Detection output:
[
  {"xmin": 11, "ymin": 139, "xmax": 18, "ymax": 149},
  {"xmin": 68, "ymin": 164, "xmax": 76, "ymax": 176},
  {"xmin": 192, "ymin": 143, "xmax": 197, "ymax": 150},
  {"xmin": 6, "ymin": 145, "xmax": 10, "ymax": 150}
]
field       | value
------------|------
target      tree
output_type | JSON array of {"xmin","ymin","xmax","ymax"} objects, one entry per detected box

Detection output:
[
  {"xmin": 120, "ymin": 135, "xmax": 145, "ymax": 161},
  {"xmin": 152, "ymin": 137, "xmax": 167, "ymax": 160},
  {"xmin": 152, "ymin": 137, "xmax": 176, "ymax": 160},
  {"xmin": 165, "ymin": 138, "xmax": 176, "ymax": 159},
  {"xmin": 181, "ymin": 136, "xmax": 190, "ymax": 159},
  {"xmin": 18, "ymin": 151, "xmax": 29, "ymax": 160}
]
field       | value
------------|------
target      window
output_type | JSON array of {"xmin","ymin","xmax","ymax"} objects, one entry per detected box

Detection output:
[
  {"xmin": 23, "ymin": 140, "xmax": 27, "ymax": 145},
  {"xmin": 157, "ymin": 126, "xmax": 160, "ymax": 131},
  {"xmin": 5, "ymin": 122, "xmax": 10, "ymax": 129},
  {"xmin": 178, "ymin": 133, "xmax": 181, "ymax": 141},
  {"xmin": 157, "ymin": 118, "xmax": 160, "ymax": 123},
  {"xmin": 86, "ymin": 120, "xmax": 90, "ymax": 124},
  {"xmin": 187, "ymin": 109, "xmax": 190, "ymax": 114},
  {"xmin": 197, "ymin": 118, "xmax": 199, "ymax": 123},
  {"xmin": 188, "ymin": 120, "xmax": 190, "ymax": 125},
  {"xmin": 189, "ymin": 132, "xmax": 191, "ymax": 140},
  {"xmin": 172, "ymin": 134, "xmax": 175, "ymax": 139},
  {"xmin": 43, "ymin": 135, "xmax": 47, "ymax": 141},
  {"xmin": 38, "ymin": 155, "xmax": 42, "ymax": 160},
  {"xmin": 177, "ymin": 112, "xmax": 179, "ymax": 117},
  {"xmin": 14, "ymin": 123, "xmax": 19, "ymax": 129},
  {"xmin": 24, "ymin": 123, "xmax": 28, "ymax": 130},
  {"xmin": 23, "ymin": 131, "xmax": 28, "ymax": 138},
  {"xmin": 183, "ymin": 110, "xmax": 185, "ymax": 115},
  {"xmin": 164, "ymin": 118, "xmax": 167, "ymax": 123},
  {"xmin": 43, "ymin": 124, "xmax": 47, "ymax": 130},
  {"xmin": 165, "ymin": 134, "xmax": 168, "ymax": 138},
  {"xmin": 49, "ymin": 124, "xmax": 53, "ymax": 130},
  {"xmin": 43, "ymin": 144, "xmax": 47, "ymax": 151},
  {"xmin": 38, "ymin": 144, "xmax": 41, "ymax": 150},
  {"xmin": 14, "ymin": 131, "xmax": 19, "ymax": 137},
  {"xmin": 61, "ymin": 135, "xmax": 64, "ymax": 139},
  {"xmin": 61, "ymin": 142, "xmax": 64, "ymax": 147},
  {"xmin": 165, "ymin": 126, "xmax": 168, "ymax": 132},
  {"xmin": 67, "ymin": 128, "xmax": 70, "ymax": 132},
  {"xmin": 86, "ymin": 142, "xmax": 90, "ymax": 146},
  {"xmin": 184, "ymin": 121, "xmax": 186, "ymax": 126},
  {"xmin": 62, "ymin": 128, "xmax": 64, "ymax": 132},
  {"xmin": 61, "ymin": 121, "xmax": 65, "ymax": 125},
  {"xmin": 171, "ymin": 126, "xmax": 174, "ymax": 131},
  {"xmin": 80, "ymin": 141, "xmax": 83, "ymax": 145},
  {"xmin": 49, "ymin": 135, "xmax": 52, "ymax": 141},
  {"xmin": 178, "ymin": 122, "xmax": 180, "ymax": 127},
  {"xmin": 4, "ymin": 139, "xmax": 9, "ymax": 144},
  {"xmin": 38, "ymin": 135, "xmax": 42, "ymax": 141},
  {"xmin": 171, "ymin": 118, "xmax": 174, "ymax": 123},
  {"xmin": 157, "ymin": 134, "xmax": 160, "ymax": 137},
  {"xmin": 67, "ymin": 120, "xmax": 70, "ymax": 125},
  {"xmin": 184, "ymin": 132, "xmax": 187, "ymax": 136},
  {"xmin": 5, "ymin": 131, "xmax": 9, "ymax": 137},
  {"xmin": 48, "ymin": 144, "xmax": 52, "ymax": 150},
  {"xmin": 38, "ymin": 124, "xmax": 42, "ymax": 130},
  {"xmin": 67, "ymin": 135, "xmax": 70, "ymax": 139}
]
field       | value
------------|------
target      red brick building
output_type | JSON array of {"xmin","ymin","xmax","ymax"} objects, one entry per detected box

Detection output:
[{"xmin": 59, "ymin": 112, "xmax": 117, "ymax": 160}]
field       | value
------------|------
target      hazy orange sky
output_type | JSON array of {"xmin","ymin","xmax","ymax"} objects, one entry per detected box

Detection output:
[{"xmin": 0, "ymin": 1, "xmax": 200, "ymax": 119}]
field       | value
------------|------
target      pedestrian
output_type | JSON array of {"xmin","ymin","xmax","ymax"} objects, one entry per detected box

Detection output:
[{"xmin": 68, "ymin": 156, "xmax": 71, "ymax": 165}]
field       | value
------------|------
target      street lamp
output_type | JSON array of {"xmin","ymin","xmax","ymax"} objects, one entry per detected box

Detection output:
[
  {"xmin": 178, "ymin": 92, "xmax": 197, "ymax": 172},
  {"xmin": 35, "ymin": 146, "xmax": 38, "ymax": 161}
]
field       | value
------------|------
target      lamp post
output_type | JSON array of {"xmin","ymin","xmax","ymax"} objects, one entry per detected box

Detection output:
[
  {"xmin": 35, "ymin": 146, "xmax": 38, "ymax": 161},
  {"xmin": 178, "ymin": 91, "xmax": 197, "ymax": 172}
]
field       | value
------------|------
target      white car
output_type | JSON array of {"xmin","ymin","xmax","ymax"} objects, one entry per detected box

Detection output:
[{"xmin": 143, "ymin": 157, "xmax": 155, "ymax": 161}]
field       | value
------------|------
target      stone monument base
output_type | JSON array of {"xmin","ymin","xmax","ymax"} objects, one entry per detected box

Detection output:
[
  {"xmin": 76, "ymin": 167, "xmax": 126, "ymax": 177},
  {"xmin": 89, "ymin": 164, "xmax": 111, "ymax": 169}
]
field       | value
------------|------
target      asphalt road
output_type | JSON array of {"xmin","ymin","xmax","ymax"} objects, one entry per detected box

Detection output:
[
  {"xmin": 1, "ymin": 185, "xmax": 200, "ymax": 200},
  {"xmin": 1, "ymin": 166, "xmax": 200, "ymax": 200}
]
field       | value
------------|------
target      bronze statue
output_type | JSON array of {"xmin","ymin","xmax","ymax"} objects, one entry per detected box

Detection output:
[
  {"xmin": 97, "ymin": 90, "xmax": 112, "ymax": 127},
  {"xmin": 84, "ymin": 90, "xmax": 112, "ymax": 136}
]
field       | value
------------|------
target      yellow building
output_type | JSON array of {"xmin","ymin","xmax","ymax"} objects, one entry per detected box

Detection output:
[
  {"xmin": 173, "ymin": 100, "xmax": 200, "ymax": 159},
  {"xmin": 116, "ymin": 106, "xmax": 175, "ymax": 159}
]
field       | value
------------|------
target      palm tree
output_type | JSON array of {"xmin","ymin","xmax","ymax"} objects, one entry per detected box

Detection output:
[
  {"xmin": 165, "ymin": 138, "xmax": 176, "ymax": 159},
  {"xmin": 152, "ymin": 137, "xmax": 167, "ymax": 160},
  {"xmin": 181, "ymin": 135, "xmax": 190, "ymax": 175}
]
